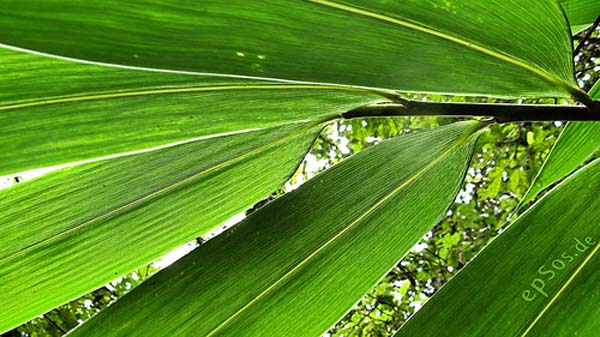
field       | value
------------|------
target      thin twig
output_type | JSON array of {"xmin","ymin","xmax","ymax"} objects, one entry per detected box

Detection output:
[
  {"xmin": 397, "ymin": 265, "xmax": 417, "ymax": 288},
  {"xmin": 318, "ymin": 134, "xmax": 339, "ymax": 151},
  {"xmin": 576, "ymin": 65, "xmax": 599, "ymax": 74},
  {"xmin": 574, "ymin": 16, "xmax": 600, "ymax": 56},
  {"xmin": 46, "ymin": 315, "xmax": 66, "ymax": 334},
  {"xmin": 424, "ymin": 247, "xmax": 448, "ymax": 281}
]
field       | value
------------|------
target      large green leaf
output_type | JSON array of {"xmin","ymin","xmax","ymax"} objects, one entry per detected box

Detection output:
[
  {"xmin": 394, "ymin": 157, "xmax": 600, "ymax": 337},
  {"xmin": 0, "ymin": 122, "xmax": 323, "ymax": 333},
  {"xmin": 0, "ymin": 48, "xmax": 388, "ymax": 175},
  {"xmin": 67, "ymin": 121, "xmax": 482, "ymax": 337},
  {"xmin": 0, "ymin": 0, "xmax": 582, "ymax": 98},
  {"xmin": 0, "ymin": 33, "xmax": 392, "ymax": 333},
  {"xmin": 520, "ymin": 82, "xmax": 600, "ymax": 205},
  {"xmin": 561, "ymin": 0, "xmax": 600, "ymax": 33}
]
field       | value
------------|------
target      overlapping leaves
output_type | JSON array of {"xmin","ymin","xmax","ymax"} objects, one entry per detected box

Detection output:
[
  {"xmin": 0, "ymin": 0, "xmax": 595, "ymax": 335},
  {"xmin": 68, "ymin": 122, "xmax": 482, "ymax": 337},
  {"xmin": 395, "ymin": 157, "xmax": 600, "ymax": 337}
]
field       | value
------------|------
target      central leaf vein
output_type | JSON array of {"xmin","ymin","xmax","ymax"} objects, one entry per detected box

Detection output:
[
  {"xmin": 204, "ymin": 123, "xmax": 481, "ymax": 337},
  {"xmin": 306, "ymin": 0, "xmax": 583, "ymax": 98},
  {"xmin": 0, "ymin": 120, "xmax": 330, "ymax": 264}
]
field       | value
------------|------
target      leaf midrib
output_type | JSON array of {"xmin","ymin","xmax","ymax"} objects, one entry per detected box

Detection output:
[
  {"xmin": 0, "ymin": 119, "xmax": 330, "ymax": 264},
  {"xmin": 520, "ymin": 241, "xmax": 600, "ymax": 336},
  {"xmin": 203, "ymin": 122, "xmax": 482, "ymax": 337},
  {"xmin": 0, "ymin": 128, "xmax": 266, "ymax": 179},
  {"xmin": 0, "ymin": 83, "xmax": 396, "ymax": 111},
  {"xmin": 307, "ymin": 0, "xmax": 583, "ymax": 98}
]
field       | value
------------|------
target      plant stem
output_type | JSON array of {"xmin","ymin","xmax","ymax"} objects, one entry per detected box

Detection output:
[
  {"xmin": 574, "ymin": 16, "xmax": 600, "ymax": 56},
  {"xmin": 45, "ymin": 316, "xmax": 66, "ymax": 334},
  {"xmin": 343, "ymin": 100, "xmax": 600, "ymax": 123}
]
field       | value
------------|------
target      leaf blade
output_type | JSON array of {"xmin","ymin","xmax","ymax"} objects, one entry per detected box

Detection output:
[
  {"xmin": 0, "ymin": 49, "xmax": 387, "ymax": 175},
  {"xmin": 0, "ymin": 0, "xmax": 580, "ymax": 97},
  {"xmin": 67, "ymin": 121, "xmax": 482, "ymax": 337},
  {"xmin": 394, "ymin": 158, "xmax": 600, "ymax": 337},
  {"xmin": 520, "ymin": 82, "xmax": 600, "ymax": 205},
  {"xmin": 0, "ymin": 122, "xmax": 322, "ymax": 333},
  {"xmin": 560, "ymin": 0, "xmax": 600, "ymax": 32}
]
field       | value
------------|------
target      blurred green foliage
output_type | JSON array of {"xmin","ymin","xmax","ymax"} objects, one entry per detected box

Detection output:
[
  {"xmin": 325, "ymin": 25, "xmax": 599, "ymax": 337},
  {"xmin": 324, "ymin": 117, "xmax": 561, "ymax": 337},
  {"xmin": 2, "ymin": 265, "xmax": 158, "ymax": 337}
]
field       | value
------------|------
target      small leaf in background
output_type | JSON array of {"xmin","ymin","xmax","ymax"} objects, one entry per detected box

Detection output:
[
  {"xmin": 479, "ymin": 167, "xmax": 503, "ymax": 200},
  {"xmin": 509, "ymin": 168, "xmax": 527, "ymax": 198},
  {"xmin": 526, "ymin": 131, "xmax": 536, "ymax": 146}
]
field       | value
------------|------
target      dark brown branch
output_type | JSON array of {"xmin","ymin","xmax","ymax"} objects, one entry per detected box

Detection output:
[
  {"xmin": 45, "ymin": 315, "xmax": 66, "ymax": 334},
  {"xmin": 576, "ymin": 65, "xmax": 599, "ymax": 74},
  {"xmin": 342, "ymin": 100, "xmax": 600, "ymax": 123},
  {"xmin": 574, "ymin": 16, "xmax": 600, "ymax": 56},
  {"xmin": 319, "ymin": 134, "xmax": 339, "ymax": 151}
]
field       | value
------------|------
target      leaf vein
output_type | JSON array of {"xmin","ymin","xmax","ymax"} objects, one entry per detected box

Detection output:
[
  {"xmin": 0, "ymin": 120, "xmax": 330, "ymax": 264},
  {"xmin": 204, "ymin": 123, "xmax": 482, "ymax": 337},
  {"xmin": 0, "ymin": 84, "xmax": 395, "ymax": 111},
  {"xmin": 520, "ymin": 241, "xmax": 600, "ymax": 336},
  {"xmin": 307, "ymin": 0, "xmax": 583, "ymax": 98}
]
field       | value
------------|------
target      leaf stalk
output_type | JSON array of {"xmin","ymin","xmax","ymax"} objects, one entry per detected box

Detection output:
[{"xmin": 343, "ymin": 100, "xmax": 600, "ymax": 123}]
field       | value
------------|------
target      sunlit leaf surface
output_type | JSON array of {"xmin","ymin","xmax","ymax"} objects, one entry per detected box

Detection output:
[
  {"xmin": 68, "ymin": 122, "xmax": 482, "ymax": 337},
  {"xmin": 0, "ymin": 49, "xmax": 388, "ymax": 175},
  {"xmin": 0, "ymin": 0, "xmax": 581, "ymax": 98},
  {"xmin": 561, "ymin": 0, "xmax": 600, "ymax": 33},
  {"xmin": 0, "ymin": 122, "xmax": 323, "ymax": 333},
  {"xmin": 395, "ymin": 157, "xmax": 600, "ymax": 337},
  {"xmin": 521, "ymin": 82, "xmax": 600, "ymax": 205}
]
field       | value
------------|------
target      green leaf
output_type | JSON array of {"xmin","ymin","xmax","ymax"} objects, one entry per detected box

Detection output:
[
  {"xmin": 0, "ymin": 122, "xmax": 323, "ymax": 333},
  {"xmin": 521, "ymin": 82, "xmax": 600, "ymax": 205},
  {"xmin": 479, "ymin": 167, "xmax": 503, "ymax": 199},
  {"xmin": 67, "ymin": 121, "xmax": 482, "ymax": 337},
  {"xmin": 509, "ymin": 168, "xmax": 527, "ymax": 198},
  {"xmin": 0, "ymin": 0, "xmax": 581, "ymax": 98},
  {"xmin": 560, "ymin": 0, "xmax": 600, "ymax": 33},
  {"xmin": 526, "ymin": 131, "xmax": 536, "ymax": 146},
  {"xmin": 395, "ymin": 156, "xmax": 600, "ymax": 337},
  {"xmin": 0, "ymin": 48, "xmax": 388, "ymax": 175}
]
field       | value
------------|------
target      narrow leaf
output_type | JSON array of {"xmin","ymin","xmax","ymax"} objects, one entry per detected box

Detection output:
[
  {"xmin": 560, "ymin": 0, "xmax": 600, "ymax": 33},
  {"xmin": 0, "ymin": 49, "xmax": 386, "ymax": 175},
  {"xmin": 0, "ymin": 0, "xmax": 581, "ymax": 98},
  {"xmin": 521, "ymin": 82, "xmax": 600, "ymax": 205},
  {"xmin": 395, "ymin": 158, "xmax": 600, "ymax": 337},
  {"xmin": 68, "ymin": 121, "xmax": 482, "ymax": 337},
  {"xmin": 0, "ymin": 122, "xmax": 321, "ymax": 333}
]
